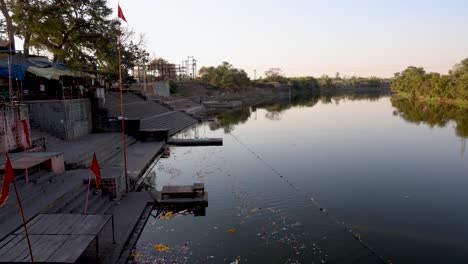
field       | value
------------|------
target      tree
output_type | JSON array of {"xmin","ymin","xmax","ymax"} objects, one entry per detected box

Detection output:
[
  {"xmin": 264, "ymin": 68, "xmax": 287, "ymax": 83},
  {"xmin": 199, "ymin": 62, "xmax": 251, "ymax": 90},
  {"xmin": 11, "ymin": 0, "xmax": 32, "ymax": 56},
  {"xmin": 14, "ymin": 0, "xmax": 113, "ymax": 65},
  {"xmin": 391, "ymin": 58, "xmax": 468, "ymax": 101},
  {"xmin": 0, "ymin": 0, "xmax": 14, "ymax": 50}
]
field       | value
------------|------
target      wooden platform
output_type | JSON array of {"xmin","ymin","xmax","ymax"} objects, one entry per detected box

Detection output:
[
  {"xmin": 149, "ymin": 190, "xmax": 208, "ymax": 206},
  {"xmin": 0, "ymin": 214, "xmax": 113, "ymax": 263},
  {"xmin": 168, "ymin": 138, "xmax": 223, "ymax": 146},
  {"xmin": 0, "ymin": 152, "xmax": 64, "ymax": 173}
]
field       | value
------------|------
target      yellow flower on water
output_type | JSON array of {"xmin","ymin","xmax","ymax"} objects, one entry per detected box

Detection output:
[
  {"xmin": 159, "ymin": 211, "xmax": 174, "ymax": 221},
  {"xmin": 153, "ymin": 243, "xmax": 170, "ymax": 252},
  {"xmin": 132, "ymin": 253, "xmax": 143, "ymax": 259},
  {"xmin": 228, "ymin": 228, "xmax": 236, "ymax": 234}
]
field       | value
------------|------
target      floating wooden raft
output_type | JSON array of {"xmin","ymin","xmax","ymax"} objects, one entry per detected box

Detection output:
[
  {"xmin": 168, "ymin": 138, "xmax": 223, "ymax": 146},
  {"xmin": 149, "ymin": 184, "xmax": 208, "ymax": 206}
]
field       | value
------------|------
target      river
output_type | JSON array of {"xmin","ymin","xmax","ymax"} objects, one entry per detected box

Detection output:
[{"xmin": 132, "ymin": 94, "xmax": 468, "ymax": 264}]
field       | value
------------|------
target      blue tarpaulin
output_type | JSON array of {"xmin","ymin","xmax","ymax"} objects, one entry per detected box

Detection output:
[{"xmin": 0, "ymin": 64, "xmax": 28, "ymax": 81}]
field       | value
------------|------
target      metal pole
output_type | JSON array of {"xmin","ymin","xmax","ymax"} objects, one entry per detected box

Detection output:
[
  {"xmin": 84, "ymin": 173, "xmax": 92, "ymax": 214},
  {"xmin": 13, "ymin": 181, "xmax": 34, "ymax": 263},
  {"xmin": 118, "ymin": 22, "xmax": 129, "ymax": 193}
]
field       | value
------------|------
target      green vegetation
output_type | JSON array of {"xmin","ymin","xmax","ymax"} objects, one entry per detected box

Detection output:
[
  {"xmin": 197, "ymin": 64, "xmax": 389, "ymax": 95},
  {"xmin": 0, "ymin": 0, "xmax": 149, "ymax": 83},
  {"xmin": 198, "ymin": 62, "xmax": 251, "ymax": 90},
  {"xmin": 391, "ymin": 97, "xmax": 468, "ymax": 138},
  {"xmin": 392, "ymin": 58, "xmax": 468, "ymax": 102}
]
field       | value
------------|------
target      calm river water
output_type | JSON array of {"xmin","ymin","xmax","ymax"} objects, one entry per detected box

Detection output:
[{"xmin": 133, "ymin": 95, "xmax": 468, "ymax": 264}]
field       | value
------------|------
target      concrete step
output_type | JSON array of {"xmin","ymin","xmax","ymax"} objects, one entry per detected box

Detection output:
[
  {"xmin": 0, "ymin": 174, "xmax": 83, "ymax": 240},
  {"xmin": 43, "ymin": 183, "xmax": 87, "ymax": 214},
  {"xmin": 0, "ymin": 173, "xmax": 69, "ymax": 221},
  {"xmin": 86, "ymin": 194, "xmax": 113, "ymax": 215}
]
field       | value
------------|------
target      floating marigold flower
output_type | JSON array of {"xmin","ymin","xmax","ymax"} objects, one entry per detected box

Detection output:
[
  {"xmin": 228, "ymin": 228, "xmax": 236, "ymax": 234},
  {"xmin": 153, "ymin": 243, "xmax": 170, "ymax": 252}
]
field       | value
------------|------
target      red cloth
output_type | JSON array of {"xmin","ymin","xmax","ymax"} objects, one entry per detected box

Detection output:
[
  {"xmin": 91, "ymin": 153, "xmax": 101, "ymax": 188},
  {"xmin": 21, "ymin": 120, "xmax": 31, "ymax": 147},
  {"xmin": 118, "ymin": 4, "xmax": 127, "ymax": 22},
  {"xmin": 0, "ymin": 153, "xmax": 16, "ymax": 207}
]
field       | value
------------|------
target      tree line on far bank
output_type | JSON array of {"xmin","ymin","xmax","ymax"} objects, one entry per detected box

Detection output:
[
  {"xmin": 391, "ymin": 58, "xmax": 468, "ymax": 101},
  {"xmin": 198, "ymin": 62, "xmax": 390, "ymax": 92}
]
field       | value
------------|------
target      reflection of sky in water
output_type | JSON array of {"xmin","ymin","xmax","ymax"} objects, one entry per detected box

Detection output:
[{"xmin": 134, "ymin": 97, "xmax": 468, "ymax": 264}]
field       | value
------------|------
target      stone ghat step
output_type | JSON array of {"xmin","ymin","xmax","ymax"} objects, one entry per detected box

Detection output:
[
  {"xmin": 0, "ymin": 172, "xmax": 83, "ymax": 240},
  {"xmin": 106, "ymin": 101, "xmax": 171, "ymax": 119},
  {"xmin": 140, "ymin": 111, "xmax": 199, "ymax": 136}
]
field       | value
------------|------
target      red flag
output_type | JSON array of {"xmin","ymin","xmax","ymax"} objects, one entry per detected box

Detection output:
[
  {"xmin": 118, "ymin": 4, "xmax": 127, "ymax": 23},
  {"xmin": 91, "ymin": 153, "xmax": 101, "ymax": 188},
  {"xmin": 21, "ymin": 120, "xmax": 31, "ymax": 147},
  {"xmin": 0, "ymin": 153, "xmax": 16, "ymax": 207}
]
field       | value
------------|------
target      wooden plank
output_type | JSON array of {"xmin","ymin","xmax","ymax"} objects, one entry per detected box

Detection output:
[
  {"xmin": 161, "ymin": 186, "xmax": 194, "ymax": 195},
  {"xmin": 0, "ymin": 235, "xmax": 16, "ymax": 250},
  {"xmin": 41, "ymin": 214, "xmax": 68, "ymax": 234},
  {"xmin": 27, "ymin": 214, "xmax": 62, "ymax": 235},
  {"xmin": 55, "ymin": 215, "xmax": 87, "ymax": 235},
  {"xmin": 20, "ymin": 235, "xmax": 68, "ymax": 263},
  {"xmin": 14, "ymin": 214, "xmax": 45, "ymax": 235},
  {"xmin": 12, "ymin": 234, "xmax": 49, "ymax": 262},
  {"xmin": 75, "ymin": 215, "xmax": 110, "ymax": 235},
  {"xmin": 47, "ymin": 235, "xmax": 95, "ymax": 263},
  {"xmin": 0, "ymin": 235, "xmax": 24, "ymax": 257},
  {"xmin": 69, "ymin": 215, "xmax": 95, "ymax": 235},
  {"xmin": 41, "ymin": 214, "xmax": 64, "ymax": 235},
  {"xmin": 168, "ymin": 138, "xmax": 223, "ymax": 146},
  {"xmin": 0, "ymin": 235, "xmax": 41, "ymax": 263}
]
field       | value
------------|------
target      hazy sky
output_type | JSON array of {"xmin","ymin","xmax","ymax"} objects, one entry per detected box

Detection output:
[{"xmin": 111, "ymin": 0, "xmax": 468, "ymax": 78}]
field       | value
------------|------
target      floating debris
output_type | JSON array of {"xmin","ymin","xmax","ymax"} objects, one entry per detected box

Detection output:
[
  {"xmin": 228, "ymin": 228, "xmax": 236, "ymax": 234},
  {"xmin": 153, "ymin": 243, "xmax": 170, "ymax": 252},
  {"xmin": 159, "ymin": 211, "xmax": 174, "ymax": 221}
]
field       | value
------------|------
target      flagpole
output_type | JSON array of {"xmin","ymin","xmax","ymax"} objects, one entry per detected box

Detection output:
[
  {"xmin": 118, "ymin": 18, "xmax": 129, "ymax": 193},
  {"xmin": 84, "ymin": 173, "xmax": 91, "ymax": 214},
  {"xmin": 13, "ymin": 181, "xmax": 34, "ymax": 263}
]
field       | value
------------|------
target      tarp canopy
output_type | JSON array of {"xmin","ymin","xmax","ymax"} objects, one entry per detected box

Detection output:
[
  {"xmin": 0, "ymin": 53, "xmax": 94, "ymax": 81},
  {"xmin": 0, "ymin": 53, "xmax": 33, "ymax": 81},
  {"xmin": 27, "ymin": 67, "xmax": 95, "ymax": 80}
]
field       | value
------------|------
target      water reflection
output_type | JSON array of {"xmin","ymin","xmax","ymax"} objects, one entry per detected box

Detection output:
[
  {"xmin": 211, "ymin": 90, "xmax": 390, "ymax": 130},
  {"xmin": 391, "ymin": 97, "xmax": 468, "ymax": 138}
]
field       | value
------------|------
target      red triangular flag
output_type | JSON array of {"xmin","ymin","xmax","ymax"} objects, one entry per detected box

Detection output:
[
  {"xmin": 21, "ymin": 120, "xmax": 31, "ymax": 147},
  {"xmin": 91, "ymin": 153, "xmax": 101, "ymax": 188},
  {"xmin": 0, "ymin": 153, "xmax": 16, "ymax": 207},
  {"xmin": 118, "ymin": 4, "xmax": 127, "ymax": 23}
]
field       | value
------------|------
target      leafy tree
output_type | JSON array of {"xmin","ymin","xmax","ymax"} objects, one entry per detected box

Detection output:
[
  {"xmin": 0, "ymin": 0, "xmax": 14, "ymax": 50},
  {"xmin": 199, "ymin": 62, "xmax": 251, "ymax": 90},
  {"xmin": 264, "ymin": 68, "xmax": 287, "ymax": 83},
  {"xmin": 319, "ymin": 75, "xmax": 334, "ymax": 89},
  {"xmin": 392, "ymin": 58, "xmax": 468, "ymax": 101}
]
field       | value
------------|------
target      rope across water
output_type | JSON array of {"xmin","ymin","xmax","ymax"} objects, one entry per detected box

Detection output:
[{"xmin": 228, "ymin": 132, "xmax": 392, "ymax": 264}]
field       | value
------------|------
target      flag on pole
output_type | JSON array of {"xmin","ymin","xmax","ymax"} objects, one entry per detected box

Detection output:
[
  {"xmin": 91, "ymin": 153, "xmax": 101, "ymax": 188},
  {"xmin": 21, "ymin": 120, "xmax": 31, "ymax": 147},
  {"xmin": 118, "ymin": 4, "xmax": 127, "ymax": 23},
  {"xmin": 0, "ymin": 153, "xmax": 16, "ymax": 207}
]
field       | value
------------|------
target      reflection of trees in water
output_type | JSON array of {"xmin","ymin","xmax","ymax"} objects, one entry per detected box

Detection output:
[
  {"xmin": 210, "ymin": 107, "xmax": 251, "ymax": 133},
  {"xmin": 210, "ymin": 91, "xmax": 390, "ymax": 131},
  {"xmin": 391, "ymin": 97, "xmax": 468, "ymax": 138}
]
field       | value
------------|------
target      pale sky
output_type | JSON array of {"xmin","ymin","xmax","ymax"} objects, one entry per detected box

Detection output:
[{"xmin": 98, "ymin": 1, "xmax": 468, "ymax": 78}]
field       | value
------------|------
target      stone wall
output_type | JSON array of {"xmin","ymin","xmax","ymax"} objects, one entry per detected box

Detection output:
[
  {"xmin": 0, "ymin": 104, "xmax": 31, "ymax": 153},
  {"xmin": 28, "ymin": 99, "xmax": 92, "ymax": 140},
  {"xmin": 153, "ymin": 81, "xmax": 170, "ymax": 97}
]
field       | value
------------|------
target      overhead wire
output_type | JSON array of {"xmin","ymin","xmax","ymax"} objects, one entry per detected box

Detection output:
[{"xmin": 228, "ymin": 132, "xmax": 392, "ymax": 264}]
